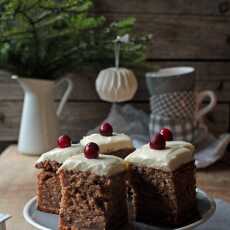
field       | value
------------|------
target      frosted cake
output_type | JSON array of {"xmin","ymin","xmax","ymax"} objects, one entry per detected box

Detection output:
[
  {"xmin": 80, "ymin": 122, "xmax": 134, "ymax": 158},
  {"xmin": 35, "ymin": 135, "xmax": 83, "ymax": 214},
  {"xmin": 58, "ymin": 142, "xmax": 128, "ymax": 230},
  {"xmin": 125, "ymin": 134, "xmax": 198, "ymax": 226}
]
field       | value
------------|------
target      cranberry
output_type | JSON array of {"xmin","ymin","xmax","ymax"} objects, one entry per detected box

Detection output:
[
  {"xmin": 84, "ymin": 142, "xmax": 99, "ymax": 159},
  {"xmin": 99, "ymin": 122, "xmax": 113, "ymax": 136},
  {"xmin": 57, "ymin": 135, "xmax": 71, "ymax": 148},
  {"xmin": 160, "ymin": 128, "xmax": 173, "ymax": 141},
  {"xmin": 149, "ymin": 133, "xmax": 166, "ymax": 150}
]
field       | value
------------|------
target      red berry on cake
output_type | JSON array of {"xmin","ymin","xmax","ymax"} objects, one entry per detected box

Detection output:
[
  {"xmin": 160, "ymin": 128, "xmax": 173, "ymax": 141},
  {"xmin": 57, "ymin": 135, "xmax": 71, "ymax": 148},
  {"xmin": 149, "ymin": 133, "xmax": 166, "ymax": 150},
  {"xmin": 84, "ymin": 142, "xmax": 99, "ymax": 159},
  {"xmin": 99, "ymin": 122, "xmax": 113, "ymax": 136}
]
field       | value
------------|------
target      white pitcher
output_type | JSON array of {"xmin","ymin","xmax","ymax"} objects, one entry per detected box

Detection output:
[{"xmin": 12, "ymin": 76, "xmax": 73, "ymax": 155}]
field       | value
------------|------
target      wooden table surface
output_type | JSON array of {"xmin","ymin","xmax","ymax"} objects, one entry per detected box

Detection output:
[{"xmin": 0, "ymin": 145, "xmax": 230, "ymax": 230}]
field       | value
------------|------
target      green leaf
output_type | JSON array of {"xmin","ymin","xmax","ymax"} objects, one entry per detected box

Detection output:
[{"xmin": 0, "ymin": 0, "xmax": 150, "ymax": 79}]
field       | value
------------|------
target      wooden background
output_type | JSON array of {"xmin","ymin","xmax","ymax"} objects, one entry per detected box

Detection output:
[{"xmin": 0, "ymin": 0, "xmax": 230, "ymax": 149}]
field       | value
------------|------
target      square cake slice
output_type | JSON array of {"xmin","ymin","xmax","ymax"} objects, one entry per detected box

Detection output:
[
  {"xmin": 80, "ymin": 132, "xmax": 134, "ymax": 159},
  {"xmin": 35, "ymin": 143, "xmax": 83, "ymax": 214},
  {"xmin": 58, "ymin": 154, "xmax": 128, "ymax": 230},
  {"xmin": 125, "ymin": 141, "xmax": 198, "ymax": 227}
]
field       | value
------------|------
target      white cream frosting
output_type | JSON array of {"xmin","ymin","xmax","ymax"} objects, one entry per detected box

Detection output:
[
  {"xmin": 125, "ymin": 141, "xmax": 195, "ymax": 171},
  {"xmin": 58, "ymin": 154, "xmax": 126, "ymax": 176},
  {"xmin": 80, "ymin": 133, "xmax": 133, "ymax": 154},
  {"xmin": 36, "ymin": 144, "xmax": 83, "ymax": 164}
]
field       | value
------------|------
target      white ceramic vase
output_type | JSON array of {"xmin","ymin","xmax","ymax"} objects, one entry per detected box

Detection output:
[{"xmin": 12, "ymin": 76, "xmax": 73, "ymax": 155}]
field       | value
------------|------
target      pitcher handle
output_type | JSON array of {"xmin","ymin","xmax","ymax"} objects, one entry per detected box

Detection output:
[
  {"xmin": 195, "ymin": 90, "xmax": 217, "ymax": 121},
  {"xmin": 56, "ymin": 78, "xmax": 74, "ymax": 117}
]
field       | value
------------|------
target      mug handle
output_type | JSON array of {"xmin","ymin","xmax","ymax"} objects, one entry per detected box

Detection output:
[
  {"xmin": 55, "ymin": 78, "xmax": 74, "ymax": 117},
  {"xmin": 195, "ymin": 90, "xmax": 217, "ymax": 121}
]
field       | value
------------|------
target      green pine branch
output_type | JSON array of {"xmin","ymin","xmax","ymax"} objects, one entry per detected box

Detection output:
[{"xmin": 0, "ymin": 0, "xmax": 151, "ymax": 79}]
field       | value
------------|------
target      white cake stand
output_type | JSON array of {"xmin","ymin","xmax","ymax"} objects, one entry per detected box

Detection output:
[{"xmin": 23, "ymin": 188, "xmax": 215, "ymax": 230}]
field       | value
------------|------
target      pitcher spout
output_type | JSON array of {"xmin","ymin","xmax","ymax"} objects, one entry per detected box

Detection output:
[
  {"xmin": 11, "ymin": 75, "xmax": 30, "ymax": 92},
  {"xmin": 11, "ymin": 75, "xmax": 55, "ymax": 94}
]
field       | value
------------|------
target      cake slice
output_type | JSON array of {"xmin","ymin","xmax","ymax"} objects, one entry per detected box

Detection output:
[
  {"xmin": 125, "ymin": 134, "xmax": 198, "ymax": 227},
  {"xmin": 35, "ymin": 135, "xmax": 83, "ymax": 214},
  {"xmin": 58, "ymin": 142, "xmax": 128, "ymax": 230},
  {"xmin": 80, "ymin": 122, "xmax": 134, "ymax": 159}
]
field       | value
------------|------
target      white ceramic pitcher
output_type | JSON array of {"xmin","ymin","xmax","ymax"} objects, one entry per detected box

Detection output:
[{"xmin": 12, "ymin": 75, "xmax": 73, "ymax": 155}]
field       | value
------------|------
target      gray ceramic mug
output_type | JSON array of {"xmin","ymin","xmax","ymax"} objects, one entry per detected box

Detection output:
[
  {"xmin": 146, "ymin": 67, "xmax": 196, "ymax": 95},
  {"xmin": 145, "ymin": 67, "xmax": 217, "ymax": 142}
]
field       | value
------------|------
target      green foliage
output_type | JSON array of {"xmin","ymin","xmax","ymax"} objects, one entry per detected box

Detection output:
[{"xmin": 0, "ymin": 0, "xmax": 150, "ymax": 79}]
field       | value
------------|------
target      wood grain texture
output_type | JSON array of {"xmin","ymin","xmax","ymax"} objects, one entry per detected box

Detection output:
[
  {"xmin": 94, "ymin": 0, "xmax": 230, "ymax": 59},
  {"xmin": 0, "ymin": 101, "xmax": 228, "ymax": 142},
  {"xmin": 103, "ymin": 14, "xmax": 230, "ymax": 59},
  {"xmin": 95, "ymin": 0, "xmax": 230, "ymax": 16},
  {"xmin": 0, "ymin": 146, "xmax": 230, "ymax": 230},
  {"xmin": 1, "ymin": 61, "xmax": 230, "ymax": 102},
  {"xmin": 0, "ymin": 146, "xmax": 38, "ymax": 230}
]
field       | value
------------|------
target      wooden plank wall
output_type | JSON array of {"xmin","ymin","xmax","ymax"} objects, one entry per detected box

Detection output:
[{"xmin": 0, "ymin": 0, "xmax": 230, "ymax": 146}]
